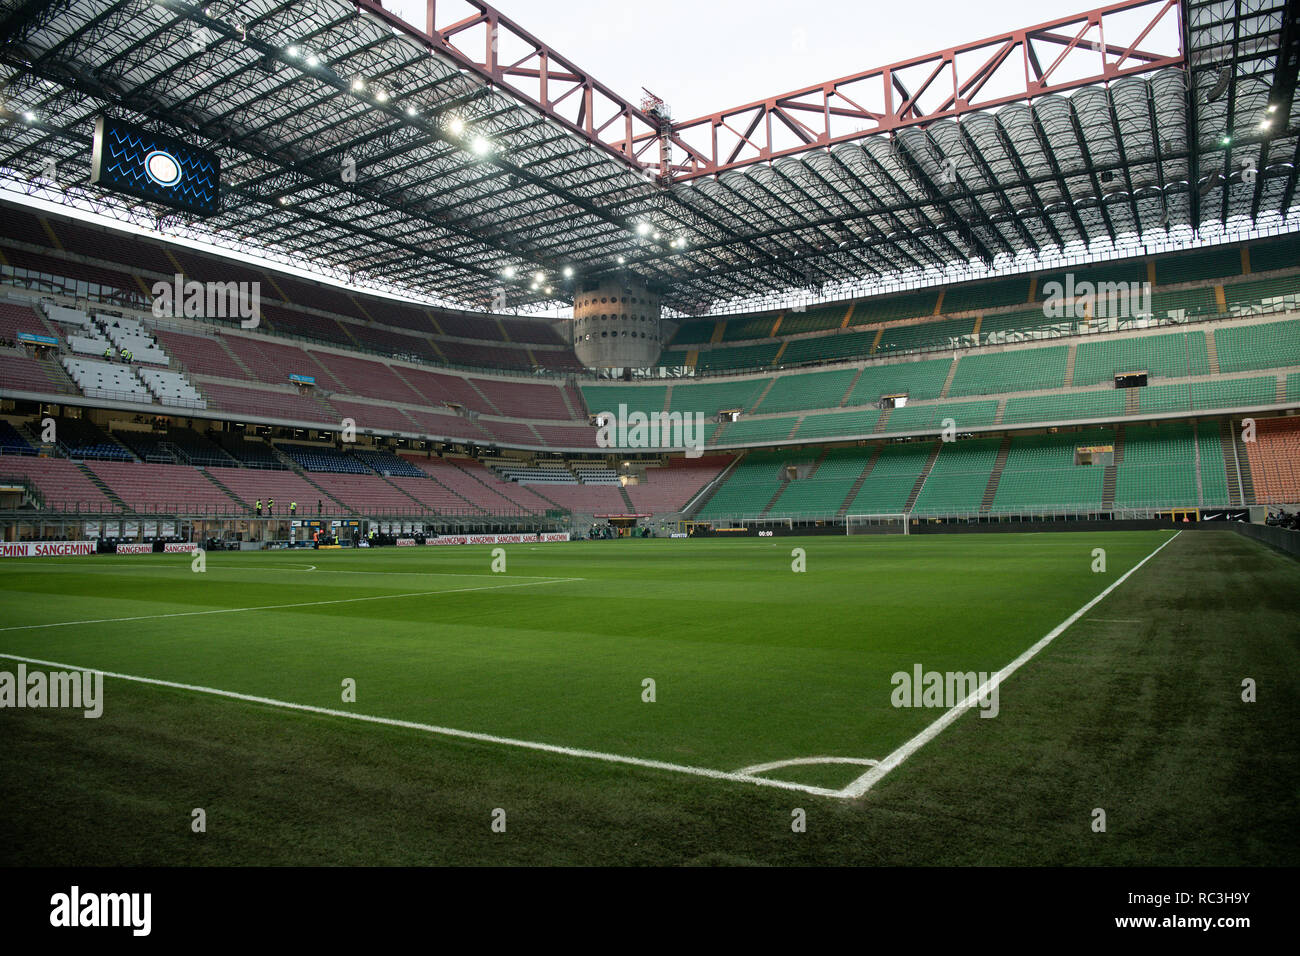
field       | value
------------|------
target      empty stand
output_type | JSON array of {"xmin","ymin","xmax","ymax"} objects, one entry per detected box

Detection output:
[
  {"xmin": 87, "ymin": 461, "xmax": 236, "ymax": 513},
  {"xmin": 0, "ymin": 456, "xmax": 113, "ymax": 510},
  {"xmin": 1244, "ymin": 417, "xmax": 1300, "ymax": 503}
]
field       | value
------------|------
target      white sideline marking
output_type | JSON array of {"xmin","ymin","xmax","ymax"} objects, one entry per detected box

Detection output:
[
  {"xmin": 839, "ymin": 531, "xmax": 1182, "ymax": 799},
  {"xmin": 0, "ymin": 576, "xmax": 584, "ymax": 632},
  {"xmin": 0, "ymin": 651, "xmax": 843, "ymax": 799}
]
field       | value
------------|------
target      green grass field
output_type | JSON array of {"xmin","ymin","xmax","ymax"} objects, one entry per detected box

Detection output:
[{"xmin": 1, "ymin": 530, "xmax": 1297, "ymax": 865}]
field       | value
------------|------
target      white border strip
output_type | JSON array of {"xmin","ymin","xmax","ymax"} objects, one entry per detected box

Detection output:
[{"xmin": 838, "ymin": 530, "xmax": 1182, "ymax": 798}]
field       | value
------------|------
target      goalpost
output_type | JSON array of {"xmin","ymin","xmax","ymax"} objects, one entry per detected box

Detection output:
[{"xmin": 845, "ymin": 512, "xmax": 910, "ymax": 535}]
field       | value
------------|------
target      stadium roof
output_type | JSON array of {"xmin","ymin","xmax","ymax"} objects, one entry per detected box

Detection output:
[{"xmin": 0, "ymin": 0, "xmax": 1295, "ymax": 316}]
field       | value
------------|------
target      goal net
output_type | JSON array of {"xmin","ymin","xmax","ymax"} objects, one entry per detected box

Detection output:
[{"xmin": 845, "ymin": 513, "xmax": 910, "ymax": 535}]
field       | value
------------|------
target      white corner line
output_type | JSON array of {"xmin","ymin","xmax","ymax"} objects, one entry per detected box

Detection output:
[
  {"xmin": 838, "ymin": 530, "xmax": 1183, "ymax": 800},
  {"xmin": 737, "ymin": 755, "xmax": 879, "ymax": 776},
  {"xmin": 0, "ymin": 650, "xmax": 843, "ymax": 799},
  {"xmin": 0, "ymin": 576, "xmax": 585, "ymax": 633}
]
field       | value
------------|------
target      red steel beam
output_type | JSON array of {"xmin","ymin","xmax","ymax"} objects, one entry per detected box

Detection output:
[
  {"xmin": 363, "ymin": 0, "xmax": 1182, "ymax": 185},
  {"xmin": 638, "ymin": 0, "xmax": 1183, "ymax": 181},
  {"xmin": 356, "ymin": 0, "xmax": 663, "ymax": 171}
]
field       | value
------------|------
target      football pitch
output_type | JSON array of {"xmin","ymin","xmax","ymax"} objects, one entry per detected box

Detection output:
[{"xmin": 1, "ymin": 529, "xmax": 1297, "ymax": 866}]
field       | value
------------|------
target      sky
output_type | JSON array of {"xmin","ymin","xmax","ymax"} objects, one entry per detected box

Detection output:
[{"xmin": 384, "ymin": 0, "xmax": 1111, "ymax": 121}]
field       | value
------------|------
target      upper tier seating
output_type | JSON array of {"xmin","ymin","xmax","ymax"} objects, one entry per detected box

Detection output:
[
  {"xmin": 153, "ymin": 329, "xmax": 251, "ymax": 380},
  {"xmin": 1214, "ymin": 319, "xmax": 1300, "ymax": 374},
  {"xmin": 0, "ymin": 300, "xmax": 51, "ymax": 341},
  {"xmin": 948, "ymin": 346, "xmax": 1069, "ymax": 395},
  {"xmin": 473, "ymin": 379, "xmax": 574, "ymax": 420},
  {"xmin": 1073, "ymin": 330, "xmax": 1211, "ymax": 385},
  {"xmin": 309, "ymin": 351, "xmax": 425, "ymax": 404},
  {"xmin": 96, "ymin": 315, "xmax": 168, "ymax": 364}
]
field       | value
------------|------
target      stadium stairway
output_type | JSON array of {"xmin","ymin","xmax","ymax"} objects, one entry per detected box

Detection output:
[
  {"xmin": 938, "ymin": 358, "xmax": 959, "ymax": 398},
  {"xmin": 376, "ymin": 471, "xmax": 437, "ymax": 512},
  {"xmin": 216, "ymin": 338, "xmax": 256, "ymax": 379},
  {"xmin": 1205, "ymin": 328, "xmax": 1221, "ymax": 375},
  {"xmin": 75, "ymin": 461, "xmax": 125, "ymax": 511},
  {"xmin": 618, "ymin": 483, "xmax": 635, "ymax": 512},
  {"xmin": 761, "ymin": 448, "xmax": 823, "ymax": 515},
  {"xmin": 14, "ymin": 418, "xmax": 50, "ymax": 454},
  {"xmin": 1219, "ymin": 419, "xmax": 1245, "ymax": 506},
  {"xmin": 1102, "ymin": 426, "xmax": 1122, "ymax": 510},
  {"xmin": 35, "ymin": 351, "xmax": 79, "ymax": 395},
  {"xmin": 838, "ymin": 367, "xmax": 864, "ymax": 407},
  {"xmin": 1192, "ymin": 421, "xmax": 1205, "ymax": 506},
  {"xmin": 199, "ymin": 468, "xmax": 253, "ymax": 512},
  {"xmin": 760, "ymin": 473, "xmax": 791, "ymax": 516},
  {"xmin": 1063, "ymin": 343, "xmax": 1077, "ymax": 388},
  {"xmin": 749, "ymin": 376, "xmax": 779, "ymax": 413},
  {"xmin": 979, "ymin": 435, "xmax": 1012, "ymax": 512},
  {"xmin": 904, "ymin": 442, "xmax": 942, "ymax": 511},
  {"xmin": 1232, "ymin": 420, "xmax": 1258, "ymax": 504},
  {"xmin": 837, "ymin": 445, "xmax": 883, "ymax": 516},
  {"xmin": 559, "ymin": 381, "xmax": 586, "ymax": 421},
  {"xmin": 683, "ymin": 454, "xmax": 742, "ymax": 517}
]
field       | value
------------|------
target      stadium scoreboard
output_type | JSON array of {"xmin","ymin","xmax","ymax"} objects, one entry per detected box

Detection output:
[{"xmin": 89, "ymin": 115, "xmax": 220, "ymax": 216}]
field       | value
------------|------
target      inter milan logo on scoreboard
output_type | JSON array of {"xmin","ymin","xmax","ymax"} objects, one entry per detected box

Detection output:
[{"xmin": 89, "ymin": 115, "xmax": 220, "ymax": 216}]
